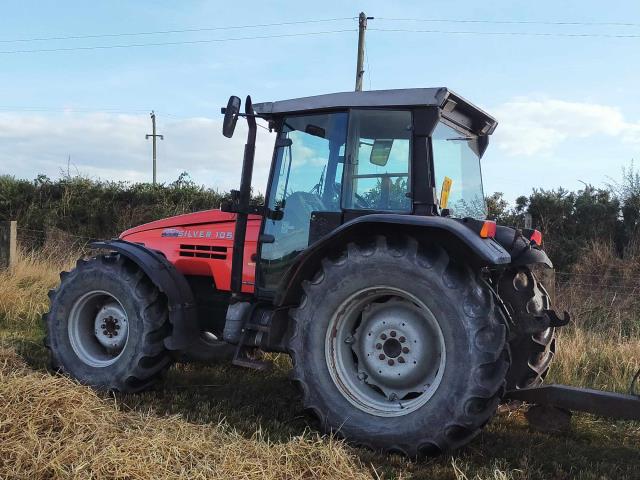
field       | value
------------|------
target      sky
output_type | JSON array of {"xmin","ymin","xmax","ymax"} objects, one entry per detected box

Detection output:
[{"xmin": 1, "ymin": 0, "xmax": 640, "ymax": 203}]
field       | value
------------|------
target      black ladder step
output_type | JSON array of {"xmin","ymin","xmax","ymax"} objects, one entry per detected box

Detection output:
[
  {"xmin": 232, "ymin": 356, "xmax": 271, "ymax": 371},
  {"xmin": 244, "ymin": 323, "xmax": 270, "ymax": 333}
]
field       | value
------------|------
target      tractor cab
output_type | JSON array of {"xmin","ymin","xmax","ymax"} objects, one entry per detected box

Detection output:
[{"xmin": 223, "ymin": 89, "xmax": 498, "ymax": 293}]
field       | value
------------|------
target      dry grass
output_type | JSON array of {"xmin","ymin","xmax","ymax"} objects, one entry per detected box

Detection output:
[
  {"xmin": 550, "ymin": 327, "xmax": 640, "ymax": 393},
  {"xmin": 549, "ymin": 240, "xmax": 640, "ymax": 392},
  {"xmin": 0, "ymin": 346, "xmax": 370, "ymax": 480},
  {"xmin": 0, "ymin": 247, "xmax": 76, "ymax": 334},
  {"xmin": 0, "ymin": 245, "xmax": 639, "ymax": 479}
]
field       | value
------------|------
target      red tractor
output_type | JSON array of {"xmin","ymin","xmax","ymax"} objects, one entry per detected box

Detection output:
[{"xmin": 44, "ymin": 88, "xmax": 575, "ymax": 455}]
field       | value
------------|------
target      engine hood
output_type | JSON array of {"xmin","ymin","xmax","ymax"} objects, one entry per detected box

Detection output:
[{"xmin": 120, "ymin": 209, "xmax": 238, "ymax": 238}]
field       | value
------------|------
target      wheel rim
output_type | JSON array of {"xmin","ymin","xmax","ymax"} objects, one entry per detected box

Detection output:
[
  {"xmin": 68, "ymin": 290, "xmax": 129, "ymax": 368},
  {"xmin": 325, "ymin": 286, "xmax": 446, "ymax": 417}
]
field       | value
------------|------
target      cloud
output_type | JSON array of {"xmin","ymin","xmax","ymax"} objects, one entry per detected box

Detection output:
[
  {"xmin": 492, "ymin": 98, "xmax": 640, "ymax": 156},
  {"xmin": 0, "ymin": 112, "xmax": 275, "ymax": 192}
]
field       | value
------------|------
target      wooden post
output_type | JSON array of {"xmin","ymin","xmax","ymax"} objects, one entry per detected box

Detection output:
[
  {"xmin": 354, "ymin": 12, "xmax": 374, "ymax": 92},
  {"xmin": 0, "ymin": 221, "xmax": 17, "ymax": 269}
]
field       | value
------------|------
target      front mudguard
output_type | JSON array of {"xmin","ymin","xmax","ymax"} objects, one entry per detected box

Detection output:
[{"xmin": 91, "ymin": 239, "xmax": 234, "ymax": 361}]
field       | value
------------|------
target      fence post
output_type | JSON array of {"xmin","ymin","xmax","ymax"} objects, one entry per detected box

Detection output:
[{"xmin": 0, "ymin": 221, "xmax": 17, "ymax": 269}]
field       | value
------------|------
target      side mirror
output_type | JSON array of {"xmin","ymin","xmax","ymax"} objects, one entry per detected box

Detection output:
[
  {"xmin": 222, "ymin": 96, "xmax": 241, "ymax": 138},
  {"xmin": 370, "ymin": 139, "xmax": 393, "ymax": 166}
]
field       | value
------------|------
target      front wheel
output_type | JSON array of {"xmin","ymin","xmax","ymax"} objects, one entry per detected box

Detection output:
[
  {"xmin": 44, "ymin": 254, "xmax": 172, "ymax": 392},
  {"xmin": 288, "ymin": 236, "xmax": 509, "ymax": 456}
]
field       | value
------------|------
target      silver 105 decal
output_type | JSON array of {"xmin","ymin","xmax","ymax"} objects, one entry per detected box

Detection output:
[{"xmin": 161, "ymin": 228, "xmax": 233, "ymax": 239}]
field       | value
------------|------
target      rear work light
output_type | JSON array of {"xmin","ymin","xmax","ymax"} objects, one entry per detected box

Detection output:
[
  {"xmin": 529, "ymin": 229, "xmax": 542, "ymax": 246},
  {"xmin": 479, "ymin": 220, "xmax": 497, "ymax": 239}
]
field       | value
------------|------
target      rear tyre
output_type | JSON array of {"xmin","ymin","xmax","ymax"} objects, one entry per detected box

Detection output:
[
  {"xmin": 498, "ymin": 267, "xmax": 556, "ymax": 390},
  {"xmin": 44, "ymin": 254, "xmax": 172, "ymax": 392},
  {"xmin": 288, "ymin": 236, "xmax": 509, "ymax": 456}
]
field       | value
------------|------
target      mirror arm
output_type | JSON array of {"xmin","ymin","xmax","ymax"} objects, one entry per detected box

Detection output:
[{"xmin": 221, "ymin": 109, "xmax": 262, "ymax": 119}]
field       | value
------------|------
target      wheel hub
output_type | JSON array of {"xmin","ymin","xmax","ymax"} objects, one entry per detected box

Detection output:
[
  {"xmin": 326, "ymin": 287, "xmax": 446, "ymax": 417},
  {"xmin": 68, "ymin": 291, "xmax": 130, "ymax": 367},
  {"xmin": 94, "ymin": 302, "xmax": 128, "ymax": 350},
  {"xmin": 354, "ymin": 299, "xmax": 443, "ymax": 399}
]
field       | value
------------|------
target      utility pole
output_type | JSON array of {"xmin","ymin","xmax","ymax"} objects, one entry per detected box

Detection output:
[
  {"xmin": 355, "ymin": 12, "xmax": 373, "ymax": 92},
  {"xmin": 145, "ymin": 111, "xmax": 164, "ymax": 185}
]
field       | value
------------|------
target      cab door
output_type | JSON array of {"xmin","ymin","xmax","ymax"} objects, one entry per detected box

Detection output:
[{"xmin": 258, "ymin": 112, "xmax": 348, "ymax": 293}]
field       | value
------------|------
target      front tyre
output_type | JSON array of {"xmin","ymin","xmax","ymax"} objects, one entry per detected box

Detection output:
[
  {"xmin": 289, "ymin": 236, "xmax": 509, "ymax": 456},
  {"xmin": 44, "ymin": 254, "xmax": 172, "ymax": 392}
]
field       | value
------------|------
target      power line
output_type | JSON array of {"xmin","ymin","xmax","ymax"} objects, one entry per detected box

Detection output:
[
  {"xmin": 0, "ymin": 106, "xmax": 151, "ymax": 114},
  {"xmin": 370, "ymin": 28, "xmax": 640, "ymax": 39},
  {"xmin": 376, "ymin": 17, "xmax": 640, "ymax": 28},
  {"xmin": 0, "ymin": 17, "xmax": 355, "ymax": 43},
  {"xmin": 0, "ymin": 29, "xmax": 355, "ymax": 55}
]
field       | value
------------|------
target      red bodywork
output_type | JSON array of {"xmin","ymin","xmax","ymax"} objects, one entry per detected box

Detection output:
[{"xmin": 120, "ymin": 210, "xmax": 261, "ymax": 293}]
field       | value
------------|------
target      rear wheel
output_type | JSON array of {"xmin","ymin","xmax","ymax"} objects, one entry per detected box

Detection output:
[
  {"xmin": 289, "ymin": 236, "xmax": 509, "ymax": 456},
  {"xmin": 498, "ymin": 267, "xmax": 556, "ymax": 390},
  {"xmin": 44, "ymin": 254, "xmax": 172, "ymax": 392}
]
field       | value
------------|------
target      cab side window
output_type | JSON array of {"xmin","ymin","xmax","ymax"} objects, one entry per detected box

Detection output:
[{"xmin": 343, "ymin": 110, "xmax": 412, "ymax": 211}]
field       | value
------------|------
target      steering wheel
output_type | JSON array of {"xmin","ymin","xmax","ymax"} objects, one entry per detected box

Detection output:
[{"xmin": 282, "ymin": 191, "xmax": 326, "ymax": 231}]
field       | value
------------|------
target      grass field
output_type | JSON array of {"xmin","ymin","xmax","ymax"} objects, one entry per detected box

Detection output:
[{"xmin": 1, "ymin": 248, "xmax": 639, "ymax": 479}]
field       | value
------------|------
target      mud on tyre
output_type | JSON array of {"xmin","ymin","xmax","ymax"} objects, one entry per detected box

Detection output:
[{"xmin": 288, "ymin": 236, "xmax": 510, "ymax": 456}]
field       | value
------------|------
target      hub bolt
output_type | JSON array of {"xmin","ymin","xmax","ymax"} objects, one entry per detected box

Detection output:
[
  {"xmin": 398, "ymin": 356, "xmax": 405, "ymax": 363},
  {"xmin": 375, "ymin": 343, "xmax": 382, "ymax": 350},
  {"xmin": 380, "ymin": 333, "xmax": 387, "ymax": 340},
  {"xmin": 399, "ymin": 336, "xmax": 406, "ymax": 343},
  {"xmin": 390, "ymin": 330, "xmax": 397, "ymax": 337},
  {"xmin": 402, "ymin": 347, "xmax": 410, "ymax": 354},
  {"xmin": 101, "ymin": 324, "xmax": 106, "ymax": 329},
  {"xmin": 388, "ymin": 359, "xmax": 395, "ymax": 366},
  {"xmin": 378, "ymin": 354, "xmax": 386, "ymax": 360}
]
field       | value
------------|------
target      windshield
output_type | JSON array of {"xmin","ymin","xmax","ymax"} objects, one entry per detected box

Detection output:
[{"xmin": 432, "ymin": 122, "xmax": 486, "ymax": 219}]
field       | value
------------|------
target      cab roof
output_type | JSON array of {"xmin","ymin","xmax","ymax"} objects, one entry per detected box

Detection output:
[{"xmin": 253, "ymin": 88, "xmax": 497, "ymax": 136}]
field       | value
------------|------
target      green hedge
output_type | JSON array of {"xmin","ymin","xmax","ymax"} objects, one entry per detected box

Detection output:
[
  {"xmin": 3, "ymin": 168, "xmax": 640, "ymax": 272},
  {"xmin": 0, "ymin": 173, "xmax": 242, "ymax": 245}
]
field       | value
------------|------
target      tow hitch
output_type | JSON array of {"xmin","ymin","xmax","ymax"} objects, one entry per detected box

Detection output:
[{"xmin": 505, "ymin": 370, "xmax": 640, "ymax": 431}]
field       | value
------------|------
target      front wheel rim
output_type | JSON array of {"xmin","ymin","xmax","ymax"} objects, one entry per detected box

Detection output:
[
  {"xmin": 325, "ymin": 286, "xmax": 446, "ymax": 417},
  {"xmin": 68, "ymin": 290, "xmax": 130, "ymax": 368}
]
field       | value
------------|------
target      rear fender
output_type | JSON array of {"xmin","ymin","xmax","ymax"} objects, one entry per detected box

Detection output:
[
  {"xmin": 511, "ymin": 248, "xmax": 553, "ymax": 268},
  {"xmin": 273, "ymin": 214, "xmax": 511, "ymax": 306},
  {"xmin": 91, "ymin": 239, "xmax": 199, "ymax": 351},
  {"xmin": 494, "ymin": 225, "xmax": 553, "ymax": 269}
]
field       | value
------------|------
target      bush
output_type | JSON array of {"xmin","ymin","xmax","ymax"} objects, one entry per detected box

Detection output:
[{"xmin": 0, "ymin": 173, "xmax": 240, "ymax": 246}]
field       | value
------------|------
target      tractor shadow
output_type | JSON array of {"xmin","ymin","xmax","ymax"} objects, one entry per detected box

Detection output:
[{"xmin": 116, "ymin": 357, "xmax": 313, "ymax": 443}]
